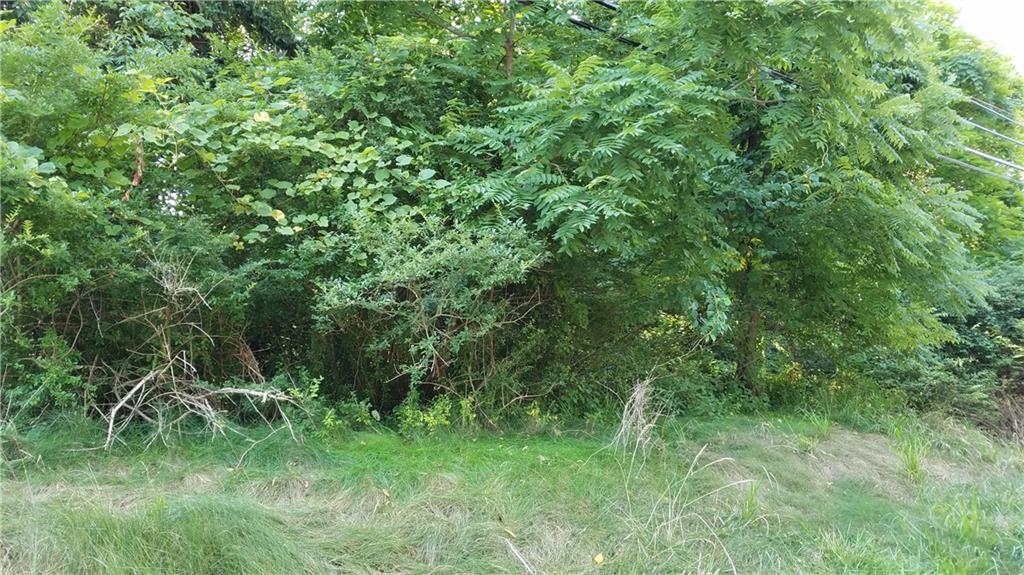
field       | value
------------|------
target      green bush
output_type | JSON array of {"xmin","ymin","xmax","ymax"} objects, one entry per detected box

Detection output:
[
  {"xmin": 2, "ymin": 0, "xmax": 1023, "ymax": 435},
  {"xmin": 396, "ymin": 392, "xmax": 453, "ymax": 437},
  {"xmin": 315, "ymin": 218, "xmax": 548, "ymax": 408}
]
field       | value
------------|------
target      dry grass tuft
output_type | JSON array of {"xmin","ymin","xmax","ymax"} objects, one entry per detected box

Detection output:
[{"xmin": 610, "ymin": 369, "xmax": 665, "ymax": 469}]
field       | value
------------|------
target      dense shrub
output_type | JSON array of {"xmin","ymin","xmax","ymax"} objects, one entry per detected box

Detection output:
[{"xmin": 1, "ymin": 1, "xmax": 1022, "ymax": 436}]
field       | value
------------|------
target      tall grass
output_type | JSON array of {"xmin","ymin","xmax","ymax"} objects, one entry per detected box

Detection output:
[
  {"xmin": 3, "ymin": 413, "xmax": 1023, "ymax": 574},
  {"xmin": 4, "ymin": 496, "xmax": 317, "ymax": 574},
  {"xmin": 890, "ymin": 418, "xmax": 931, "ymax": 482}
]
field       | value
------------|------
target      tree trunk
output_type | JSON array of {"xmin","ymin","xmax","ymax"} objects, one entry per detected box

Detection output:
[
  {"xmin": 733, "ymin": 253, "xmax": 763, "ymax": 394},
  {"xmin": 504, "ymin": 5, "xmax": 516, "ymax": 80},
  {"xmin": 734, "ymin": 304, "xmax": 761, "ymax": 393}
]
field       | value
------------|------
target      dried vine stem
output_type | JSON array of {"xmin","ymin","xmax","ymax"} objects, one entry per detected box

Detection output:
[{"xmin": 100, "ymin": 251, "xmax": 295, "ymax": 449}]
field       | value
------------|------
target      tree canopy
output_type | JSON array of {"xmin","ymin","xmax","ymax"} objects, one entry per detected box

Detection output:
[{"xmin": 2, "ymin": 0, "xmax": 1022, "ymax": 430}]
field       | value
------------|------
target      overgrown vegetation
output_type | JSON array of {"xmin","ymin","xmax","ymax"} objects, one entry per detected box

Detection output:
[
  {"xmin": 3, "ymin": 415, "xmax": 1024, "ymax": 573},
  {"xmin": 2, "ymin": 1, "xmax": 1024, "ymax": 570},
  {"xmin": 2, "ymin": 0, "xmax": 1022, "ymax": 435}
]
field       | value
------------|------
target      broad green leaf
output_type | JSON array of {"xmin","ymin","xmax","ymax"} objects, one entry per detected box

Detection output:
[{"xmin": 254, "ymin": 202, "xmax": 273, "ymax": 217}]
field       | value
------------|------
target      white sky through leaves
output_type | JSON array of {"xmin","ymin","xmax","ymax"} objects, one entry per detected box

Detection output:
[{"xmin": 947, "ymin": 0, "xmax": 1024, "ymax": 74}]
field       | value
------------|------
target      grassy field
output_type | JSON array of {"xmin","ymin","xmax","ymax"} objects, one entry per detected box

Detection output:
[{"xmin": 2, "ymin": 414, "xmax": 1023, "ymax": 574}]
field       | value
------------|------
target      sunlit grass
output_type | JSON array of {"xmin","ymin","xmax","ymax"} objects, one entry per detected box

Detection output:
[{"xmin": 3, "ymin": 414, "xmax": 1022, "ymax": 574}]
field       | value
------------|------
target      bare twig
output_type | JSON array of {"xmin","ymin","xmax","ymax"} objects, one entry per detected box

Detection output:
[
  {"xmin": 100, "ymin": 250, "xmax": 297, "ymax": 448},
  {"xmin": 104, "ymin": 368, "xmax": 164, "ymax": 448},
  {"xmin": 503, "ymin": 537, "xmax": 537, "ymax": 575}
]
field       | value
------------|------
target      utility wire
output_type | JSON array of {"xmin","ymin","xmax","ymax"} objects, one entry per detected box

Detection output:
[
  {"xmin": 971, "ymin": 96, "xmax": 1021, "ymax": 120},
  {"xmin": 961, "ymin": 118, "xmax": 1024, "ymax": 148},
  {"xmin": 961, "ymin": 145, "xmax": 1024, "ymax": 173},
  {"xmin": 584, "ymin": 0, "xmax": 1015, "ymax": 117},
  {"xmin": 590, "ymin": 0, "xmax": 621, "ymax": 11},
  {"xmin": 527, "ymin": 0, "xmax": 801, "ymax": 86},
  {"xmin": 586, "ymin": 0, "xmax": 799, "ymax": 85},
  {"xmin": 969, "ymin": 97, "xmax": 1024, "ymax": 131},
  {"xmin": 516, "ymin": 0, "xmax": 641, "ymax": 48},
  {"xmin": 936, "ymin": 153, "xmax": 1024, "ymax": 186}
]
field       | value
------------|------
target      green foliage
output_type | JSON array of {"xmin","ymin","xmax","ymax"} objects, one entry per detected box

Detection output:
[
  {"xmin": 396, "ymin": 392, "xmax": 453, "ymax": 437},
  {"xmin": 3, "ymin": 330, "xmax": 87, "ymax": 413},
  {"xmin": 315, "ymin": 218, "xmax": 547, "ymax": 404},
  {"xmin": 891, "ymin": 417, "xmax": 931, "ymax": 482},
  {"xmin": 851, "ymin": 262, "xmax": 1024, "ymax": 428},
  {"xmin": 2, "ymin": 0, "xmax": 1023, "ymax": 431}
]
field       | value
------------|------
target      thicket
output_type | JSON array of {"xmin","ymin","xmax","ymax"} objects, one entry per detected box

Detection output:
[{"xmin": 1, "ymin": 1, "xmax": 1022, "ymax": 439}]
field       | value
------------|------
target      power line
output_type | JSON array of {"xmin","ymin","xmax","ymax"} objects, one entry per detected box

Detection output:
[
  {"xmin": 936, "ymin": 153, "xmax": 1024, "ymax": 187},
  {"xmin": 526, "ymin": 1, "xmax": 1021, "ymax": 186},
  {"xmin": 516, "ymin": 0, "xmax": 642, "ymax": 48},
  {"xmin": 971, "ymin": 96, "xmax": 1020, "ymax": 120},
  {"xmin": 961, "ymin": 145, "xmax": 1024, "ymax": 173},
  {"xmin": 590, "ymin": 0, "xmax": 621, "ymax": 11},
  {"xmin": 969, "ymin": 97, "xmax": 1024, "ymax": 131},
  {"xmin": 957, "ymin": 96, "xmax": 1024, "ymax": 182},
  {"xmin": 523, "ymin": 0, "xmax": 800, "ymax": 86},
  {"xmin": 961, "ymin": 118, "xmax": 1024, "ymax": 148}
]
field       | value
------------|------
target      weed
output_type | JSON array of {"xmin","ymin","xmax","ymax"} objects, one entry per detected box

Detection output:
[
  {"xmin": 891, "ymin": 418, "xmax": 930, "ymax": 483},
  {"xmin": 742, "ymin": 479, "xmax": 761, "ymax": 521},
  {"xmin": 805, "ymin": 412, "xmax": 833, "ymax": 441},
  {"xmin": 396, "ymin": 392, "xmax": 453, "ymax": 436},
  {"xmin": 611, "ymin": 370, "xmax": 664, "ymax": 468}
]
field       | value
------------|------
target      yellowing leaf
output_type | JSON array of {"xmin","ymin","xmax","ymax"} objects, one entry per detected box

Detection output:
[
  {"xmin": 270, "ymin": 209, "xmax": 286, "ymax": 222},
  {"xmin": 593, "ymin": 553, "xmax": 605, "ymax": 565},
  {"xmin": 253, "ymin": 111, "xmax": 271, "ymax": 122},
  {"xmin": 138, "ymin": 76, "xmax": 158, "ymax": 93}
]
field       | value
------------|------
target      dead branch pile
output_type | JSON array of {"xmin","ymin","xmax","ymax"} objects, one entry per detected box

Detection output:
[{"xmin": 101, "ymin": 253, "xmax": 293, "ymax": 448}]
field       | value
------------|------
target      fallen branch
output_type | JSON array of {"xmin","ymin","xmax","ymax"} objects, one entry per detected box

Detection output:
[{"xmin": 104, "ymin": 367, "xmax": 165, "ymax": 448}]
